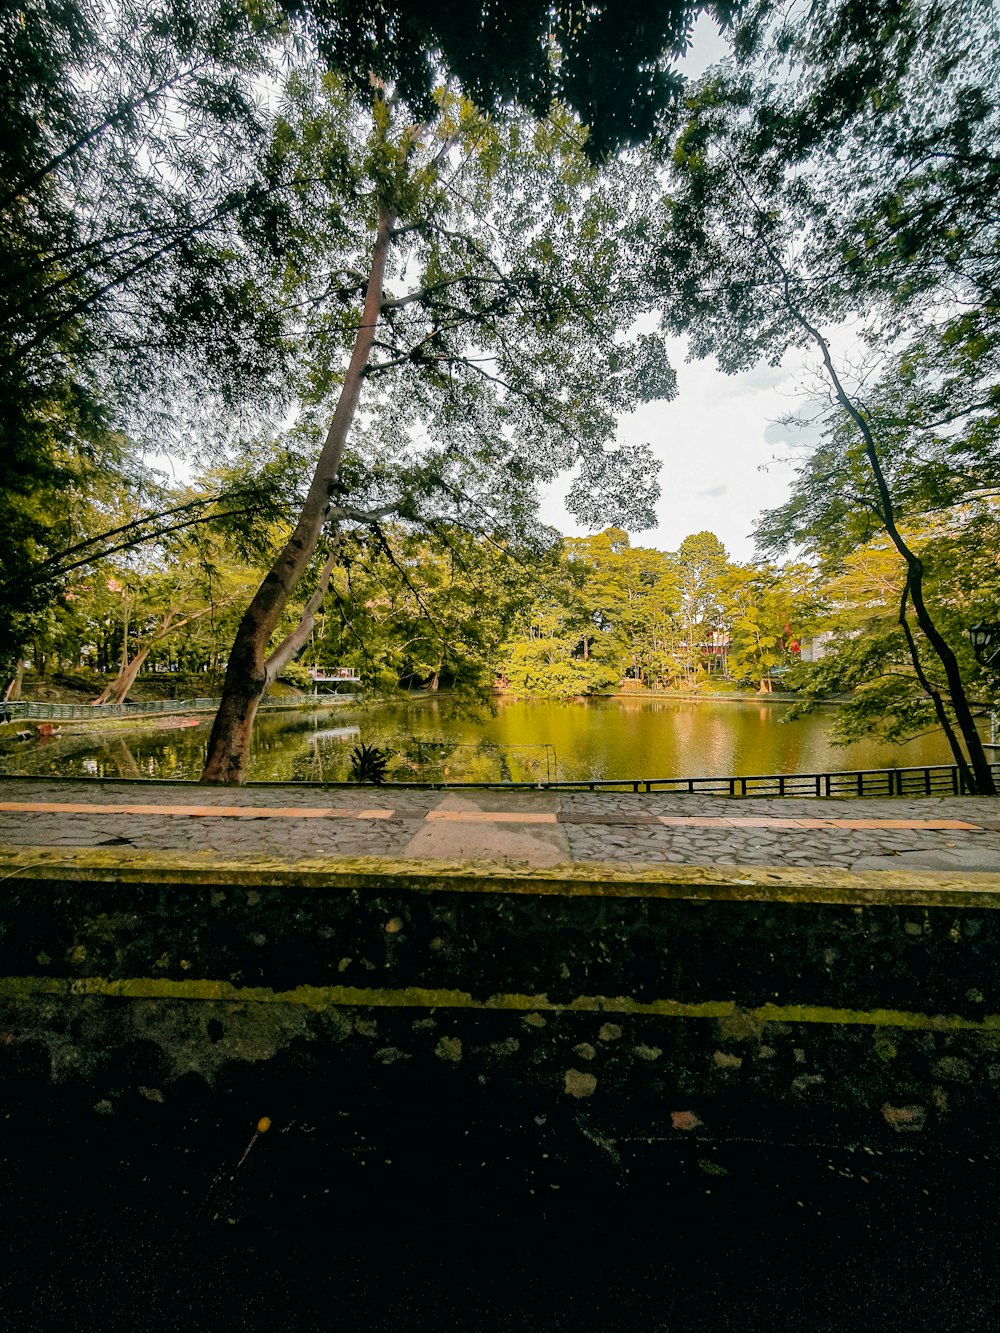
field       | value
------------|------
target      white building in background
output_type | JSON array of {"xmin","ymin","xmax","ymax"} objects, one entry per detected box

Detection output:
[{"xmin": 798, "ymin": 631, "xmax": 833, "ymax": 663}]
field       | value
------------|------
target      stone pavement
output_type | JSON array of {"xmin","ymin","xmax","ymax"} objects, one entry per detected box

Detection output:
[{"xmin": 2, "ymin": 778, "xmax": 1000, "ymax": 873}]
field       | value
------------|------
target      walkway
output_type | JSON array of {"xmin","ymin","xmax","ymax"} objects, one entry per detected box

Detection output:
[{"xmin": 3, "ymin": 779, "xmax": 1000, "ymax": 872}]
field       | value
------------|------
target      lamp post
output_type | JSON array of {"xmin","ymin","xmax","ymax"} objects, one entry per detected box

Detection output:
[
  {"xmin": 969, "ymin": 623, "xmax": 1000, "ymax": 749},
  {"xmin": 969, "ymin": 622, "xmax": 1000, "ymax": 673}
]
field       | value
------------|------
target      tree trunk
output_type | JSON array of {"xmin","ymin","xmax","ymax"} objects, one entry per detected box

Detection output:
[
  {"xmin": 106, "ymin": 737, "xmax": 141, "ymax": 779},
  {"xmin": 200, "ymin": 207, "xmax": 395, "ymax": 784},
  {"xmin": 93, "ymin": 599, "xmax": 236, "ymax": 706},
  {"xmin": 898, "ymin": 584, "xmax": 975, "ymax": 792},
  {"xmin": 3, "ymin": 660, "xmax": 25, "ymax": 702},
  {"xmin": 428, "ymin": 650, "xmax": 444, "ymax": 691},
  {"xmin": 93, "ymin": 644, "xmax": 152, "ymax": 706},
  {"xmin": 783, "ymin": 291, "xmax": 997, "ymax": 794}
]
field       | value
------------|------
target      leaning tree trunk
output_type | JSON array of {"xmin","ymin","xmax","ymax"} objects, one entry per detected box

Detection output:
[
  {"xmin": 779, "ymin": 283, "xmax": 998, "ymax": 795},
  {"xmin": 200, "ymin": 205, "xmax": 396, "ymax": 784},
  {"xmin": 92, "ymin": 644, "xmax": 153, "ymax": 706},
  {"xmin": 3, "ymin": 659, "xmax": 25, "ymax": 702},
  {"xmin": 827, "ymin": 376, "xmax": 996, "ymax": 793},
  {"xmin": 92, "ymin": 603, "xmax": 230, "ymax": 706}
]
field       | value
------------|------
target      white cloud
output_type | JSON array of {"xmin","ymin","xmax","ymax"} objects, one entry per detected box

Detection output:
[{"xmin": 540, "ymin": 337, "xmax": 816, "ymax": 561}]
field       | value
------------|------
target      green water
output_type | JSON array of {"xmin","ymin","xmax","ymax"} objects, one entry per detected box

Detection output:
[{"xmin": 0, "ymin": 695, "xmax": 957, "ymax": 783}]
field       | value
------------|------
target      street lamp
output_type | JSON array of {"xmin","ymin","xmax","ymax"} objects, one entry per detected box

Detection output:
[{"xmin": 969, "ymin": 622, "xmax": 1000, "ymax": 672}]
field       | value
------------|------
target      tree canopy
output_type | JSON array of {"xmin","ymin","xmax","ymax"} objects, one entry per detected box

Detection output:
[
  {"xmin": 1, "ymin": 0, "xmax": 735, "ymax": 767},
  {"xmin": 652, "ymin": 0, "xmax": 1000, "ymax": 790},
  {"xmin": 5, "ymin": 0, "xmax": 1000, "ymax": 789}
]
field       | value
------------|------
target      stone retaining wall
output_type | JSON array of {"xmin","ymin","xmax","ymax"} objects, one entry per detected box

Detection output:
[{"xmin": 3, "ymin": 848, "xmax": 1000, "ymax": 1157}]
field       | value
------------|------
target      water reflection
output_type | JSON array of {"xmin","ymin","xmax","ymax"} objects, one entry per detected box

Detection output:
[{"xmin": 0, "ymin": 697, "xmax": 957, "ymax": 784}]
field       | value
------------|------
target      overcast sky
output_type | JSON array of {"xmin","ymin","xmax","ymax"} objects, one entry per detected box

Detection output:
[
  {"xmin": 538, "ymin": 339, "xmax": 819, "ymax": 563},
  {"xmin": 539, "ymin": 14, "xmax": 817, "ymax": 564}
]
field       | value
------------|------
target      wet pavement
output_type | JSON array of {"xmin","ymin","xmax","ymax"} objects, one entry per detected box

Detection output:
[{"xmin": 2, "ymin": 777, "xmax": 1000, "ymax": 873}]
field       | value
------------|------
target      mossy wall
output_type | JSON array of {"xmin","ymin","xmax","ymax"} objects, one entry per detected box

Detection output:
[{"xmin": 3, "ymin": 849, "xmax": 1000, "ymax": 1154}]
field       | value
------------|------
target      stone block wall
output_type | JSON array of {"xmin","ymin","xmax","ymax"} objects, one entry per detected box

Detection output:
[{"xmin": 3, "ymin": 849, "xmax": 1000, "ymax": 1159}]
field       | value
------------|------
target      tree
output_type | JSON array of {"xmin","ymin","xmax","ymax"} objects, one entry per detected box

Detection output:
[
  {"xmin": 785, "ymin": 511, "xmax": 1000, "ymax": 748},
  {"xmin": 563, "ymin": 529, "xmax": 680, "ymax": 684},
  {"xmin": 2, "ymin": 0, "xmax": 739, "ymax": 672},
  {"xmin": 662, "ymin": 531, "xmax": 727, "ymax": 681},
  {"xmin": 715, "ymin": 560, "xmax": 815, "ymax": 692},
  {"xmin": 310, "ymin": 522, "xmax": 540, "ymax": 693},
  {"xmin": 0, "ymin": 0, "xmax": 297, "ymax": 679},
  {"xmin": 199, "ymin": 78, "xmax": 678, "ymax": 781},
  {"xmin": 654, "ymin": 0, "xmax": 1000, "ymax": 791},
  {"xmin": 284, "ymin": 0, "xmax": 742, "ymax": 162}
]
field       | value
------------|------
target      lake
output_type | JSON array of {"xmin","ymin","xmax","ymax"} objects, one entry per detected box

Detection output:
[{"xmin": 0, "ymin": 695, "xmax": 957, "ymax": 784}]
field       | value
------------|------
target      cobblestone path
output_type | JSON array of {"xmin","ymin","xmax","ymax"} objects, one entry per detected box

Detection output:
[{"xmin": 2, "ymin": 779, "xmax": 1000, "ymax": 872}]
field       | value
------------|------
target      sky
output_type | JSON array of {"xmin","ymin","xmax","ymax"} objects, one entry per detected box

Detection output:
[
  {"xmin": 539, "ymin": 15, "xmax": 815, "ymax": 564},
  {"xmin": 538, "ymin": 339, "xmax": 816, "ymax": 564}
]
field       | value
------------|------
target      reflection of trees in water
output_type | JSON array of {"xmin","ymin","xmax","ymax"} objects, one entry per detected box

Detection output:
[
  {"xmin": 104, "ymin": 738, "xmax": 140, "ymax": 779},
  {"xmin": 444, "ymin": 696, "xmax": 500, "ymax": 725},
  {"xmin": 250, "ymin": 707, "xmax": 364, "ymax": 783},
  {"xmin": 0, "ymin": 699, "xmax": 959, "ymax": 783},
  {"xmin": 0, "ymin": 730, "xmax": 124, "ymax": 778},
  {"xmin": 0, "ymin": 724, "xmax": 211, "ymax": 779},
  {"xmin": 389, "ymin": 737, "xmax": 548, "ymax": 784}
]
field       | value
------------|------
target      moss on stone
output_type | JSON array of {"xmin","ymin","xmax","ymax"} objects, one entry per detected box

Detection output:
[{"xmin": 3, "ymin": 973, "xmax": 1000, "ymax": 1032}]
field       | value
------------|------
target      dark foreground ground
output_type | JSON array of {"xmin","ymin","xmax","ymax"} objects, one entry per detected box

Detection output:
[
  {"xmin": 3, "ymin": 1075, "xmax": 998, "ymax": 1333},
  {"xmin": 5, "ymin": 780, "xmax": 1000, "ymax": 1328}
]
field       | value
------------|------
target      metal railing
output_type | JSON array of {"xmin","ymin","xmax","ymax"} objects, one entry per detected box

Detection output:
[
  {"xmin": 520, "ymin": 763, "xmax": 1000, "ymax": 798},
  {"xmin": 376, "ymin": 761, "xmax": 1000, "ymax": 798},
  {"xmin": 0, "ymin": 696, "xmax": 342, "ymax": 722}
]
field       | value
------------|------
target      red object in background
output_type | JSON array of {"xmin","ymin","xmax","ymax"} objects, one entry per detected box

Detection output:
[{"xmin": 788, "ymin": 640, "xmax": 800, "ymax": 653}]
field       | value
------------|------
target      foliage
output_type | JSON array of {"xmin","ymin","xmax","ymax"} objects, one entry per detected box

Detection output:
[
  {"xmin": 500, "ymin": 644, "xmax": 620, "ymax": 699},
  {"xmin": 348, "ymin": 741, "xmax": 392, "ymax": 784},
  {"xmin": 653, "ymin": 0, "xmax": 1000, "ymax": 788},
  {"xmin": 1, "ymin": 0, "xmax": 740, "ymax": 675},
  {"xmin": 786, "ymin": 513, "xmax": 1000, "ymax": 744},
  {"xmin": 277, "ymin": 661, "xmax": 314, "ymax": 690},
  {"xmin": 198, "ymin": 71, "xmax": 690, "ymax": 779},
  {"xmin": 0, "ymin": 0, "xmax": 296, "ymax": 671},
  {"xmin": 283, "ymin": 0, "xmax": 742, "ymax": 161},
  {"xmin": 497, "ymin": 527, "xmax": 815, "ymax": 697},
  {"xmin": 309, "ymin": 523, "xmax": 543, "ymax": 694},
  {"xmin": 715, "ymin": 560, "xmax": 816, "ymax": 689}
]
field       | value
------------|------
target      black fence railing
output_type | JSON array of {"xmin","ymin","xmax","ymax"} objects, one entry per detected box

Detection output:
[
  {"xmin": 539, "ymin": 764, "xmax": 999, "ymax": 798},
  {"xmin": 393, "ymin": 762, "xmax": 1000, "ymax": 798}
]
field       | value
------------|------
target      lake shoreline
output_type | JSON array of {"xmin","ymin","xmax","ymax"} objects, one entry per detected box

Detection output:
[{"xmin": 0, "ymin": 694, "xmax": 955, "ymax": 785}]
